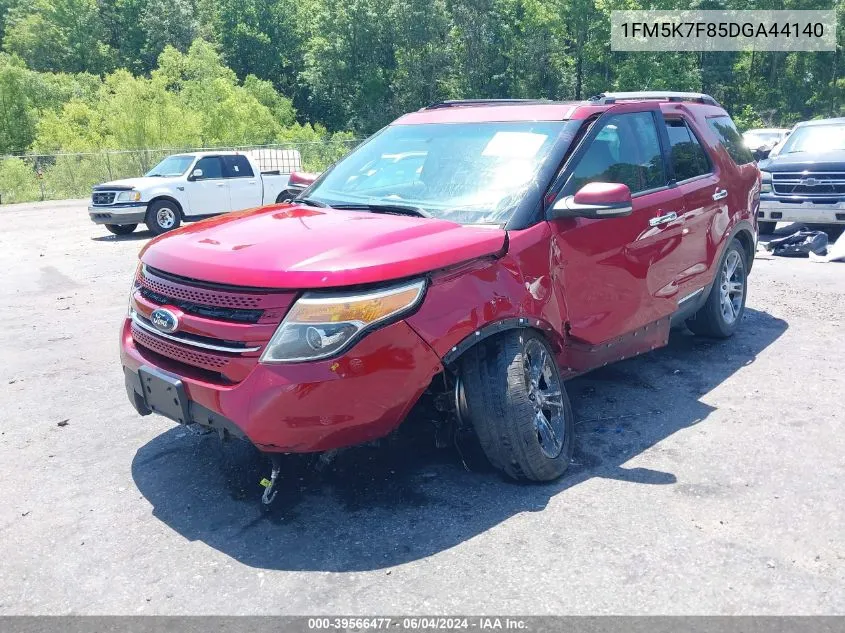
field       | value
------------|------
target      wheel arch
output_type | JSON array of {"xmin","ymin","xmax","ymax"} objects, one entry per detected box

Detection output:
[
  {"xmin": 730, "ymin": 221, "xmax": 756, "ymax": 274},
  {"xmin": 147, "ymin": 195, "xmax": 185, "ymax": 219},
  {"xmin": 440, "ymin": 317, "xmax": 565, "ymax": 368}
]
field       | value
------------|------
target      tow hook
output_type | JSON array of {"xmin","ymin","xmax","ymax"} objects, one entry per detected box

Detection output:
[{"xmin": 260, "ymin": 455, "xmax": 282, "ymax": 506}]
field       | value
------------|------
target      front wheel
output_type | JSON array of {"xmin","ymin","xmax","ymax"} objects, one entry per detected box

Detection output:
[
  {"xmin": 145, "ymin": 200, "xmax": 181, "ymax": 236},
  {"xmin": 105, "ymin": 223, "xmax": 137, "ymax": 236},
  {"xmin": 687, "ymin": 239, "xmax": 748, "ymax": 338},
  {"xmin": 461, "ymin": 331, "xmax": 574, "ymax": 482}
]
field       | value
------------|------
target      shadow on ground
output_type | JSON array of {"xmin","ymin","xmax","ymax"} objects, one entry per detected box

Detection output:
[
  {"xmin": 132, "ymin": 308, "xmax": 787, "ymax": 571},
  {"xmin": 91, "ymin": 229, "xmax": 154, "ymax": 242}
]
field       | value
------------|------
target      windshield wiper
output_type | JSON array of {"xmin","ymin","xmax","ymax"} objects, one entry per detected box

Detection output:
[
  {"xmin": 292, "ymin": 197, "xmax": 328, "ymax": 208},
  {"xmin": 332, "ymin": 202, "xmax": 431, "ymax": 218}
]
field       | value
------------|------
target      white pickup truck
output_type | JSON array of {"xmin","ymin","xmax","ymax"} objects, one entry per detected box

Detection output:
[{"xmin": 88, "ymin": 150, "xmax": 302, "ymax": 235}]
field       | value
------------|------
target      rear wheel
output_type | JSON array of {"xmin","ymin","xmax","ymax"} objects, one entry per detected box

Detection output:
[
  {"xmin": 758, "ymin": 221, "xmax": 776, "ymax": 235},
  {"xmin": 687, "ymin": 240, "xmax": 748, "ymax": 338},
  {"xmin": 461, "ymin": 330, "xmax": 574, "ymax": 482},
  {"xmin": 145, "ymin": 200, "xmax": 181, "ymax": 235},
  {"xmin": 105, "ymin": 223, "xmax": 137, "ymax": 235}
]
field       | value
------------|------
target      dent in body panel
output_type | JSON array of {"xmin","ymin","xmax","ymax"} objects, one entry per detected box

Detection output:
[{"xmin": 406, "ymin": 222, "xmax": 568, "ymax": 360}]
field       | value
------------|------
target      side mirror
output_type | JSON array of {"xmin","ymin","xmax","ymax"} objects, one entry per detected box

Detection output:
[
  {"xmin": 753, "ymin": 148, "xmax": 771, "ymax": 161},
  {"xmin": 190, "ymin": 168, "xmax": 204, "ymax": 180},
  {"xmin": 551, "ymin": 182, "xmax": 633, "ymax": 220}
]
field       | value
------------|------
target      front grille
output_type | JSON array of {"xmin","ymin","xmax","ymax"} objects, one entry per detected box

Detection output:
[
  {"xmin": 141, "ymin": 267, "xmax": 266, "ymax": 309},
  {"xmin": 92, "ymin": 191, "xmax": 116, "ymax": 205},
  {"xmin": 139, "ymin": 286, "xmax": 263, "ymax": 323},
  {"xmin": 132, "ymin": 265, "xmax": 295, "ymax": 379},
  {"xmin": 131, "ymin": 323, "xmax": 232, "ymax": 372},
  {"xmin": 772, "ymin": 172, "xmax": 845, "ymax": 197}
]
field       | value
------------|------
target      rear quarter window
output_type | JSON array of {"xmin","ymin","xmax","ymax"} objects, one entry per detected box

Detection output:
[{"xmin": 707, "ymin": 115, "xmax": 754, "ymax": 166}]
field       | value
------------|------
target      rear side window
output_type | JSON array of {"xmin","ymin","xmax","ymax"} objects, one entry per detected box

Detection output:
[
  {"xmin": 666, "ymin": 119, "xmax": 711, "ymax": 181},
  {"xmin": 222, "ymin": 155, "xmax": 254, "ymax": 178},
  {"xmin": 707, "ymin": 116, "xmax": 754, "ymax": 165},
  {"xmin": 565, "ymin": 112, "xmax": 666, "ymax": 195}
]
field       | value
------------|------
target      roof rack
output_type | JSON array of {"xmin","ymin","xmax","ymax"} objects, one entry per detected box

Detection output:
[
  {"xmin": 423, "ymin": 99, "xmax": 551, "ymax": 110},
  {"xmin": 589, "ymin": 91, "xmax": 720, "ymax": 106}
]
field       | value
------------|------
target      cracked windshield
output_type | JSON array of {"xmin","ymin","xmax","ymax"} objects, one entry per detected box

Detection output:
[{"xmin": 306, "ymin": 121, "xmax": 579, "ymax": 225}]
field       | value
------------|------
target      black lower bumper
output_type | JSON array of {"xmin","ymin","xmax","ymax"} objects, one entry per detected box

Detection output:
[{"xmin": 124, "ymin": 366, "xmax": 247, "ymax": 440}]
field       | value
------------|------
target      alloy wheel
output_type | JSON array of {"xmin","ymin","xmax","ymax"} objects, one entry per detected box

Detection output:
[
  {"xmin": 719, "ymin": 249, "xmax": 745, "ymax": 325},
  {"xmin": 156, "ymin": 207, "xmax": 177, "ymax": 230},
  {"xmin": 523, "ymin": 338, "xmax": 566, "ymax": 459}
]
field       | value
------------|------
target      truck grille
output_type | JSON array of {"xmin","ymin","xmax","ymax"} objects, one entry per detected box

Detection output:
[
  {"xmin": 772, "ymin": 172, "xmax": 845, "ymax": 197},
  {"xmin": 92, "ymin": 191, "xmax": 116, "ymax": 205},
  {"xmin": 132, "ymin": 265, "xmax": 296, "ymax": 381}
]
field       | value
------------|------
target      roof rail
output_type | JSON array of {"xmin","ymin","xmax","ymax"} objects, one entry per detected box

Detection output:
[
  {"xmin": 589, "ymin": 91, "xmax": 720, "ymax": 107},
  {"xmin": 423, "ymin": 99, "xmax": 551, "ymax": 110}
]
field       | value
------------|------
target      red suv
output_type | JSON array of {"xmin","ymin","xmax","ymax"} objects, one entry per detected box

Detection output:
[{"xmin": 122, "ymin": 92, "xmax": 760, "ymax": 492}]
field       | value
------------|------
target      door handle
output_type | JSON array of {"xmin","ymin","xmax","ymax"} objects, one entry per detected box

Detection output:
[
  {"xmin": 649, "ymin": 212, "xmax": 678, "ymax": 227},
  {"xmin": 215, "ymin": 182, "xmax": 226, "ymax": 187},
  {"xmin": 712, "ymin": 189, "xmax": 728, "ymax": 201}
]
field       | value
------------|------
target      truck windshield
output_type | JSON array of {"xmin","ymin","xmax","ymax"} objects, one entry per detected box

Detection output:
[
  {"xmin": 306, "ymin": 121, "xmax": 578, "ymax": 225},
  {"xmin": 779, "ymin": 123, "xmax": 845, "ymax": 154},
  {"xmin": 146, "ymin": 155, "xmax": 195, "ymax": 177}
]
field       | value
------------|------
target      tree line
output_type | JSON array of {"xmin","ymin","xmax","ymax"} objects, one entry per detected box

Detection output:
[{"xmin": 0, "ymin": 0, "xmax": 843, "ymax": 201}]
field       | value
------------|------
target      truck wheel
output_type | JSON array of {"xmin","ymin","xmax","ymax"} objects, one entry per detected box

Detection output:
[
  {"xmin": 105, "ymin": 223, "xmax": 137, "ymax": 236},
  {"xmin": 275, "ymin": 190, "xmax": 296, "ymax": 204},
  {"xmin": 461, "ymin": 330, "xmax": 574, "ymax": 482},
  {"xmin": 758, "ymin": 221, "xmax": 776, "ymax": 235},
  {"xmin": 145, "ymin": 201, "xmax": 181, "ymax": 236},
  {"xmin": 686, "ymin": 240, "xmax": 747, "ymax": 338}
]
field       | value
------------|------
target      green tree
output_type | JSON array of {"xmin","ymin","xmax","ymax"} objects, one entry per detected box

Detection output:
[
  {"xmin": 302, "ymin": 0, "xmax": 396, "ymax": 132},
  {"xmin": 3, "ymin": 0, "xmax": 114, "ymax": 74},
  {"xmin": 139, "ymin": 0, "xmax": 198, "ymax": 68}
]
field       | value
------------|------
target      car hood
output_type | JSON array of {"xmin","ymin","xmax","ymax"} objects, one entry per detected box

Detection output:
[
  {"xmin": 760, "ymin": 150, "xmax": 845, "ymax": 173},
  {"xmin": 139, "ymin": 204, "xmax": 508, "ymax": 288},
  {"xmin": 94, "ymin": 176, "xmax": 182, "ymax": 191}
]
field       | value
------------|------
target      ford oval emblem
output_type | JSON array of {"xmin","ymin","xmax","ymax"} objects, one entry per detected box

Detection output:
[{"xmin": 150, "ymin": 308, "xmax": 179, "ymax": 333}]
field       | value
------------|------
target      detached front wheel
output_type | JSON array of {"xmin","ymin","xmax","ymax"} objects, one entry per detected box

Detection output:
[{"xmin": 461, "ymin": 331, "xmax": 574, "ymax": 481}]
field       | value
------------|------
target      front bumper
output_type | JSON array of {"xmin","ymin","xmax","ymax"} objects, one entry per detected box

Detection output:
[
  {"xmin": 89, "ymin": 203, "xmax": 148, "ymax": 225},
  {"xmin": 121, "ymin": 317, "xmax": 444, "ymax": 453},
  {"xmin": 759, "ymin": 196, "xmax": 845, "ymax": 225}
]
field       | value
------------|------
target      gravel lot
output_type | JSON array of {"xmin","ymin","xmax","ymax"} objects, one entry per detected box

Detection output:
[{"xmin": 0, "ymin": 201, "xmax": 843, "ymax": 615}]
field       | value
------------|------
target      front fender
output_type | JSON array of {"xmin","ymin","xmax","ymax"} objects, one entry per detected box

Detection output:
[
  {"xmin": 143, "ymin": 188, "xmax": 189, "ymax": 215},
  {"xmin": 405, "ymin": 223, "xmax": 568, "ymax": 367}
]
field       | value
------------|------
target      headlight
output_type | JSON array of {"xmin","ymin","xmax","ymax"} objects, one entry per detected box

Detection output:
[
  {"xmin": 260, "ymin": 279, "xmax": 427, "ymax": 363},
  {"xmin": 127, "ymin": 262, "xmax": 141, "ymax": 316},
  {"xmin": 116, "ymin": 190, "xmax": 142, "ymax": 203},
  {"xmin": 760, "ymin": 171, "xmax": 772, "ymax": 194}
]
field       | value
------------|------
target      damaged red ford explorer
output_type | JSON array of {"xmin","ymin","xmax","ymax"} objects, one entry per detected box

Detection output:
[{"xmin": 122, "ymin": 92, "xmax": 760, "ymax": 497}]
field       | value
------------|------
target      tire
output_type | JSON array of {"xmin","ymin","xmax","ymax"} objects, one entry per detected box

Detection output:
[
  {"xmin": 145, "ymin": 200, "xmax": 181, "ymax": 236},
  {"xmin": 275, "ymin": 189, "xmax": 296, "ymax": 204},
  {"xmin": 758, "ymin": 221, "xmax": 776, "ymax": 235},
  {"xmin": 686, "ymin": 239, "xmax": 748, "ymax": 338},
  {"xmin": 105, "ymin": 223, "xmax": 137, "ymax": 235},
  {"xmin": 461, "ymin": 330, "xmax": 574, "ymax": 482}
]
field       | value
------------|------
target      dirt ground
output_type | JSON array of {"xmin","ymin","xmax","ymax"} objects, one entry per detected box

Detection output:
[{"xmin": 0, "ymin": 201, "xmax": 843, "ymax": 615}]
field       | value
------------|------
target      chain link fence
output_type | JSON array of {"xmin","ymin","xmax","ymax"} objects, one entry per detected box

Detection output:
[{"xmin": 0, "ymin": 139, "xmax": 361, "ymax": 205}]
